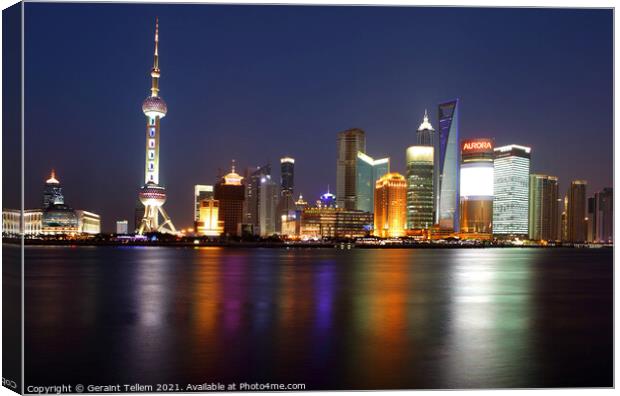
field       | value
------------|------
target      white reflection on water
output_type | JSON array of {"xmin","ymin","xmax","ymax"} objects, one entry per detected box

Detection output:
[{"xmin": 444, "ymin": 248, "xmax": 535, "ymax": 388}]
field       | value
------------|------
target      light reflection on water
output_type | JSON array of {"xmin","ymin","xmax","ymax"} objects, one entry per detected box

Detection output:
[{"xmin": 24, "ymin": 247, "xmax": 612, "ymax": 389}]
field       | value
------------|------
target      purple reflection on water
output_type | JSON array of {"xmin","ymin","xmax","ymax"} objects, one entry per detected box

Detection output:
[
  {"xmin": 314, "ymin": 262, "xmax": 336, "ymax": 331},
  {"xmin": 221, "ymin": 254, "xmax": 247, "ymax": 332}
]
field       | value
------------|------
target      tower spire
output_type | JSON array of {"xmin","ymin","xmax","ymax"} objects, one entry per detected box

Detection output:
[{"xmin": 150, "ymin": 17, "xmax": 160, "ymax": 97}]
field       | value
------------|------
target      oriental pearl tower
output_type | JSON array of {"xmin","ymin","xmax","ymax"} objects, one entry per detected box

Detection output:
[{"xmin": 137, "ymin": 17, "xmax": 176, "ymax": 234}]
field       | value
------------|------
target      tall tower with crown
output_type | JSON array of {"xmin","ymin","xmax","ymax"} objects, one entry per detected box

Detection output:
[{"xmin": 137, "ymin": 18, "xmax": 176, "ymax": 234}]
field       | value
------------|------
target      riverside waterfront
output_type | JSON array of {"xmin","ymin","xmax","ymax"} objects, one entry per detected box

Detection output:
[{"xmin": 22, "ymin": 245, "xmax": 612, "ymax": 390}]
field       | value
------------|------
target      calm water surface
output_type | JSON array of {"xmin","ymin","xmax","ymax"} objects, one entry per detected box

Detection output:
[{"xmin": 24, "ymin": 247, "xmax": 612, "ymax": 389}]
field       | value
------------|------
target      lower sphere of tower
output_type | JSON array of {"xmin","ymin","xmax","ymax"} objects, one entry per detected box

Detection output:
[{"xmin": 139, "ymin": 183, "xmax": 167, "ymax": 207}]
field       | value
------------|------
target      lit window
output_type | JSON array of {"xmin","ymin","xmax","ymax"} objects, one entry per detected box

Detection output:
[
  {"xmin": 149, "ymin": 139, "xmax": 155, "ymax": 148},
  {"xmin": 150, "ymin": 118, "xmax": 156, "ymax": 125},
  {"xmin": 149, "ymin": 162, "xmax": 154, "ymax": 170},
  {"xmin": 149, "ymin": 128, "xmax": 156, "ymax": 137},
  {"xmin": 149, "ymin": 150, "xmax": 155, "ymax": 159}
]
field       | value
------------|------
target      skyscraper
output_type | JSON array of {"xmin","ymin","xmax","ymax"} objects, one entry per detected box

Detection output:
[
  {"xmin": 493, "ymin": 144, "xmax": 531, "ymax": 236},
  {"xmin": 528, "ymin": 174, "xmax": 559, "ymax": 241},
  {"xmin": 336, "ymin": 128, "xmax": 366, "ymax": 210},
  {"xmin": 417, "ymin": 109, "xmax": 435, "ymax": 146},
  {"xmin": 278, "ymin": 157, "xmax": 296, "ymax": 233},
  {"xmin": 214, "ymin": 162, "xmax": 245, "ymax": 237},
  {"xmin": 280, "ymin": 157, "xmax": 295, "ymax": 194},
  {"xmin": 593, "ymin": 187, "xmax": 613, "ymax": 243},
  {"xmin": 259, "ymin": 175, "xmax": 279, "ymax": 237},
  {"xmin": 42, "ymin": 170, "xmax": 64, "ymax": 209},
  {"xmin": 194, "ymin": 185, "xmax": 214, "ymax": 222},
  {"xmin": 244, "ymin": 164, "xmax": 271, "ymax": 234},
  {"xmin": 405, "ymin": 146, "xmax": 434, "ymax": 230},
  {"xmin": 356, "ymin": 152, "xmax": 390, "ymax": 213},
  {"xmin": 459, "ymin": 138, "xmax": 494, "ymax": 237},
  {"xmin": 137, "ymin": 18, "xmax": 176, "ymax": 234},
  {"xmin": 373, "ymin": 173, "xmax": 407, "ymax": 238},
  {"xmin": 567, "ymin": 180, "xmax": 587, "ymax": 243},
  {"xmin": 436, "ymin": 100, "xmax": 460, "ymax": 231}
]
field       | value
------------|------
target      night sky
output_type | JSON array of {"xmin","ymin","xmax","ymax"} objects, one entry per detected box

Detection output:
[{"xmin": 14, "ymin": 4, "xmax": 613, "ymax": 231}]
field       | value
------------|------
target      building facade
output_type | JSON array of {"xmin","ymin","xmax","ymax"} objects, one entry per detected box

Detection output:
[
  {"xmin": 436, "ymin": 100, "xmax": 460, "ymax": 231},
  {"xmin": 194, "ymin": 185, "xmax": 214, "ymax": 222},
  {"xmin": 214, "ymin": 164, "xmax": 245, "ymax": 237},
  {"xmin": 336, "ymin": 128, "xmax": 366, "ymax": 210},
  {"xmin": 374, "ymin": 173, "xmax": 407, "ymax": 238},
  {"xmin": 459, "ymin": 138, "xmax": 494, "ymax": 237},
  {"xmin": 528, "ymin": 174, "xmax": 559, "ymax": 241},
  {"xmin": 493, "ymin": 144, "xmax": 531, "ymax": 236},
  {"xmin": 278, "ymin": 157, "xmax": 296, "ymax": 233},
  {"xmin": 405, "ymin": 146, "xmax": 434, "ymax": 230},
  {"xmin": 243, "ymin": 164, "xmax": 271, "ymax": 234},
  {"xmin": 567, "ymin": 180, "xmax": 587, "ymax": 243},
  {"xmin": 75, "ymin": 210, "xmax": 101, "ymax": 234},
  {"xmin": 593, "ymin": 188, "xmax": 613, "ymax": 243},
  {"xmin": 300, "ymin": 207, "xmax": 372, "ymax": 239},
  {"xmin": 116, "ymin": 220, "xmax": 129, "ymax": 235},
  {"xmin": 259, "ymin": 175, "xmax": 279, "ymax": 237},
  {"xmin": 196, "ymin": 199, "xmax": 224, "ymax": 237},
  {"xmin": 356, "ymin": 152, "xmax": 390, "ymax": 213}
]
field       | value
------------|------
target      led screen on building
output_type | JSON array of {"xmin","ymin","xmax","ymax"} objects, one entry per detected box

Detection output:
[{"xmin": 460, "ymin": 165, "xmax": 494, "ymax": 197}]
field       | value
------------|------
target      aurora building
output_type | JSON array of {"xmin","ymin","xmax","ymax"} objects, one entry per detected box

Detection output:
[
  {"xmin": 459, "ymin": 138, "xmax": 494, "ymax": 237},
  {"xmin": 436, "ymin": 100, "xmax": 460, "ymax": 231},
  {"xmin": 493, "ymin": 144, "xmax": 531, "ymax": 236}
]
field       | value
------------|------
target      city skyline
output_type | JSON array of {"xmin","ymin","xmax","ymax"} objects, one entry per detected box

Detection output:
[{"xmin": 9, "ymin": 4, "xmax": 613, "ymax": 231}]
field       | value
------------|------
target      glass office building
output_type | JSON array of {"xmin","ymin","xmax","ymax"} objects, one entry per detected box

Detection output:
[
  {"xmin": 405, "ymin": 146, "xmax": 434, "ymax": 229},
  {"xmin": 528, "ymin": 174, "xmax": 559, "ymax": 241},
  {"xmin": 436, "ymin": 100, "xmax": 460, "ymax": 231},
  {"xmin": 356, "ymin": 152, "xmax": 389, "ymax": 213},
  {"xmin": 493, "ymin": 144, "xmax": 531, "ymax": 236}
]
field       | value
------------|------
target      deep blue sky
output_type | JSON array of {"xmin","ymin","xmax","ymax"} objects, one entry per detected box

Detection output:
[{"xmin": 19, "ymin": 4, "xmax": 612, "ymax": 231}]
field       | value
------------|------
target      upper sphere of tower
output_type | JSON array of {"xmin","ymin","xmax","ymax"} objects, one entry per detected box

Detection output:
[{"xmin": 142, "ymin": 96, "xmax": 167, "ymax": 118}]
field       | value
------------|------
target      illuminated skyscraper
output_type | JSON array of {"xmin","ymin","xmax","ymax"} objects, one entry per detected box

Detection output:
[
  {"xmin": 493, "ymin": 144, "xmax": 531, "ymax": 236},
  {"xmin": 567, "ymin": 180, "xmax": 587, "ymax": 243},
  {"xmin": 528, "ymin": 174, "xmax": 559, "ymax": 241},
  {"xmin": 278, "ymin": 157, "xmax": 296, "ymax": 233},
  {"xmin": 417, "ymin": 109, "xmax": 435, "ymax": 146},
  {"xmin": 374, "ymin": 173, "xmax": 407, "ymax": 238},
  {"xmin": 214, "ymin": 162, "xmax": 245, "ymax": 237},
  {"xmin": 243, "ymin": 164, "xmax": 271, "ymax": 234},
  {"xmin": 259, "ymin": 175, "xmax": 279, "ymax": 236},
  {"xmin": 436, "ymin": 100, "xmax": 460, "ymax": 231},
  {"xmin": 356, "ymin": 152, "xmax": 389, "ymax": 213},
  {"xmin": 137, "ymin": 18, "xmax": 176, "ymax": 234},
  {"xmin": 42, "ymin": 169, "xmax": 63, "ymax": 209},
  {"xmin": 405, "ymin": 146, "xmax": 434, "ymax": 230},
  {"xmin": 337, "ymin": 128, "xmax": 366, "ymax": 210},
  {"xmin": 194, "ymin": 185, "xmax": 214, "ymax": 222},
  {"xmin": 280, "ymin": 157, "xmax": 295, "ymax": 194},
  {"xmin": 459, "ymin": 139, "xmax": 494, "ymax": 237}
]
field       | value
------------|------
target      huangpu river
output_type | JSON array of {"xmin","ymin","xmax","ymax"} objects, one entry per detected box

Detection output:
[{"xmin": 22, "ymin": 246, "xmax": 612, "ymax": 390}]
